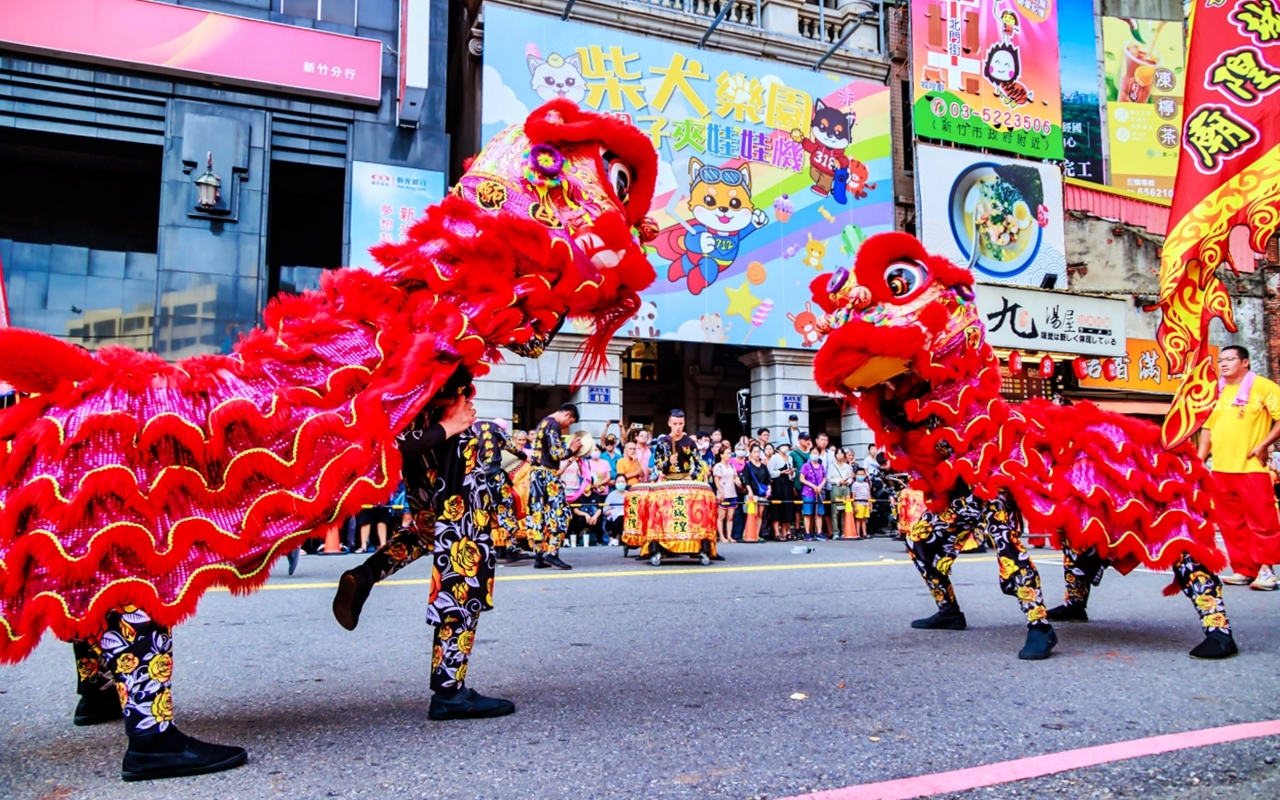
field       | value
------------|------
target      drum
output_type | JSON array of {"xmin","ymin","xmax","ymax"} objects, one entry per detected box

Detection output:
[
  {"xmin": 636, "ymin": 480, "xmax": 718, "ymax": 556},
  {"xmin": 621, "ymin": 484, "xmax": 650, "ymax": 550}
]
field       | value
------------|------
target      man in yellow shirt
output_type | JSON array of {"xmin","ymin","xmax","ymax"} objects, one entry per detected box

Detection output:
[{"xmin": 1199, "ymin": 346, "xmax": 1280, "ymax": 590}]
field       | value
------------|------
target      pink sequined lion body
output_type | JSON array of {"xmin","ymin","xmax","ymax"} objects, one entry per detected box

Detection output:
[{"xmin": 0, "ymin": 100, "xmax": 658, "ymax": 663}]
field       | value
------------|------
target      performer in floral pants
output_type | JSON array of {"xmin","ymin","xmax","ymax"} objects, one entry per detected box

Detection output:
[
  {"xmin": 333, "ymin": 370, "xmax": 516, "ymax": 719},
  {"xmin": 1050, "ymin": 545, "xmax": 1231, "ymax": 639},
  {"xmin": 905, "ymin": 487, "xmax": 1058, "ymax": 660},
  {"xmin": 526, "ymin": 404, "xmax": 581, "ymax": 569},
  {"xmin": 71, "ymin": 609, "xmax": 246, "ymax": 780}
]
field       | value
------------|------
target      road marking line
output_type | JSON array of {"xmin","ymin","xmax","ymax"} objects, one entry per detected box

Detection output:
[
  {"xmin": 782, "ymin": 719, "xmax": 1280, "ymax": 800},
  {"xmin": 214, "ymin": 556, "xmax": 948, "ymax": 592}
]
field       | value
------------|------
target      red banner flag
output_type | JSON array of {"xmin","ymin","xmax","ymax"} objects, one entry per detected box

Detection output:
[{"xmin": 1152, "ymin": 0, "xmax": 1280, "ymax": 448}]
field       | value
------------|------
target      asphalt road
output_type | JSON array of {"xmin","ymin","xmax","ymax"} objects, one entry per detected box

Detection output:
[{"xmin": 3, "ymin": 537, "xmax": 1279, "ymax": 800}]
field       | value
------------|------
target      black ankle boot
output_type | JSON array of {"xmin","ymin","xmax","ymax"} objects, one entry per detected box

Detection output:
[
  {"xmin": 1189, "ymin": 629, "xmax": 1239, "ymax": 660},
  {"xmin": 74, "ymin": 691, "xmax": 123, "ymax": 726},
  {"xmin": 121, "ymin": 726, "xmax": 247, "ymax": 782},
  {"xmin": 542, "ymin": 553, "xmax": 572, "ymax": 570},
  {"xmin": 428, "ymin": 687, "xmax": 516, "ymax": 721},
  {"xmin": 332, "ymin": 565, "xmax": 373, "ymax": 631},
  {"xmin": 533, "ymin": 552, "xmax": 550, "ymax": 568},
  {"xmin": 911, "ymin": 610, "xmax": 967, "ymax": 630},
  {"xmin": 1046, "ymin": 603, "xmax": 1089, "ymax": 623},
  {"xmin": 1018, "ymin": 623, "xmax": 1058, "ymax": 660}
]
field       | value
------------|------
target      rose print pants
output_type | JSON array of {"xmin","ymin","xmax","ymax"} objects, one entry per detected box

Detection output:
[
  {"xmin": 74, "ymin": 608, "xmax": 174, "ymax": 738},
  {"xmin": 359, "ymin": 525, "xmax": 491, "ymax": 693},
  {"xmin": 906, "ymin": 490, "xmax": 1049, "ymax": 627},
  {"xmin": 1060, "ymin": 545, "xmax": 1231, "ymax": 634}
]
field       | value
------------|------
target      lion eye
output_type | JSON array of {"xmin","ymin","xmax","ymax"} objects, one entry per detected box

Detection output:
[
  {"xmin": 884, "ymin": 260, "xmax": 927, "ymax": 299},
  {"xmin": 827, "ymin": 267, "xmax": 850, "ymax": 295}
]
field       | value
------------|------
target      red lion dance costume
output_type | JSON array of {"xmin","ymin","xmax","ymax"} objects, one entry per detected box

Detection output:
[
  {"xmin": 811, "ymin": 232, "xmax": 1236, "ymax": 661},
  {"xmin": 0, "ymin": 100, "xmax": 658, "ymax": 779}
]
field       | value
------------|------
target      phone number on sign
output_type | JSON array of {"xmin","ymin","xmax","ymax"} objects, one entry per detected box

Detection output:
[{"xmin": 929, "ymin": 99, "xmax": 1053, "ymax": 135}]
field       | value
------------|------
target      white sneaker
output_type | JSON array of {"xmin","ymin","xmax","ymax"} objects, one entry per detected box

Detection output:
[
  {"xmin": 1222, "ymin": 573, "xmax": 1254, "ymax": 586},
  {"xmin": 1251, "ymin": 567, "xmax": 1278, "ymax": 591}
]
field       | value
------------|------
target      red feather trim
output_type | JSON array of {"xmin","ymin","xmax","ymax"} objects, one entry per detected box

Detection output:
[{"xmin": 0, "ymin": 329, "xmax": 100, "ymax": 393}]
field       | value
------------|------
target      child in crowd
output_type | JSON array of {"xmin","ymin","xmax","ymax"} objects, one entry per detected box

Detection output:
[
  {"xmin": 800, "ymin": 451, "xmax": 827, "ymax": 540},
  {"xmin": 851, "ymin": 467, "xmax": 872, "ymax": 539}
]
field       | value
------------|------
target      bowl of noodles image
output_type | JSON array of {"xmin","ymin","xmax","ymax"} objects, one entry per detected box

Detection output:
[{"xmin": 947, "ymin": 163, "xmax": 1043, "ymax": 278}]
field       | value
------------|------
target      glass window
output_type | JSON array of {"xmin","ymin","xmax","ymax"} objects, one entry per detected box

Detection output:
[{"xmin": 282, "ymin": 0, "xmax": 356, "ymax": 26}]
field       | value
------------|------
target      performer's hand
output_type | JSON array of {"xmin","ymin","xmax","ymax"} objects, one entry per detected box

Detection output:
[
  {"xmin": 439, "ymin": 394, "xmax": 476, "ymax": 438},
  {"xmin": 1250, "ymin": 444, "xmax": 1268, "ymax": 466}
]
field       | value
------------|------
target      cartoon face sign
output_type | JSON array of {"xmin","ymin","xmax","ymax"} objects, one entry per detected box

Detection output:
[
  {"xmin": 688, "ymin": 158, "xmax": 756, "ymax": 233},
  {"xmin": 810, "ymin": 100, "xmax": 855, "ymax": 150},
  {"xmin": 984, "ymin": 44, "xmax": 1020, "ymax": 83},
  {"xmin": 527, "ymin": 53, "xmax": 586, "ymax": 104},
  {"xmin": 700, "ymin": 312, "xmax": 729, "ymax": 342}
]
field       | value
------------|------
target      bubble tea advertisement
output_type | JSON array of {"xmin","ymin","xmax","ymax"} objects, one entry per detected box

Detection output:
[{"xmin": 1102, "ymin": 17, "xmax": 1185, "ymax": 203}]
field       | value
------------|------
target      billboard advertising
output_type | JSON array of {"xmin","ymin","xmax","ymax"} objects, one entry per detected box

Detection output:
[
  {"xmin": 917, "ymin": 144, "xmax": 1067, "ymax": 288},
  {"xmin": 1059, "ymin": 0, "xmax": 1105, "ymax": 182},
  {"xmin": 348, "ymin": 162, "xmax": 447, "ymax": 273},
  {"xmin": 0, "ymin": 0, "xmax": 382, "ymax": 105},
  {"xmin": 912, "ymin": 0, "xmax": 1063, "ymax": 159},
  {"xmin": 481, "ymin": 5, "xmax": 894, "ymax": 350},
  {"xmin": 1102, "ymin": 17, "xmax": 1186, "ymax": 203},
  {"xmin": 974, "ymin": 284, "xmax": 1126, "ymax": 357}
]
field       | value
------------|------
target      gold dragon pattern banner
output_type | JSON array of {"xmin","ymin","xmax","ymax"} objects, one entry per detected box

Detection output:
[{"xmin": 1154, "ymin": 0, "xmax": 1280, "ymax": 448}]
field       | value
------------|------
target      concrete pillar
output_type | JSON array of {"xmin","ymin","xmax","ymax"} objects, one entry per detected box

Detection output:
[
  {"xmin": 762, "ymin": 0, "xmax": 803, "ymax": 36},
  {"xmin": 740, "ymin": 348, "xmax": 820, "ymax": 442},
  {"xmin": 841, "ymin": 405, "xmax": 876, "ymax": 453},
  {"xmin": 569, "ymin": 339, "xmax": 629, "ymax": 436}
]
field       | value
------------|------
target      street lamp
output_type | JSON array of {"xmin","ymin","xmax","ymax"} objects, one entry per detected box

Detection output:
[{"xmin": 195, "ymin": 152, "xmax": 221, "ymax": 210}]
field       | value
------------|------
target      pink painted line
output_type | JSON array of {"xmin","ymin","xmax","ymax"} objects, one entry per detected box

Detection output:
[{"xmin": 784, "ymin": 719, "xmax": 1280, "ymax": 800}]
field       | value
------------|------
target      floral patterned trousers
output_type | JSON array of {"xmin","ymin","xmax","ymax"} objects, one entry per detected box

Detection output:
[
  {"xmin": 906, "ymin": 490, "xmax": 1049, "ymax": 627},
  {"xmin": 359, "ymin": 518, "xmax": 495, "ymax": 693},
  {"xmin": 74, "ymin": 608, "xmax": 174, "ymax": 737},
  {"xmin": 526, "ymin": 466, "xmax": 571, "ymax": 554},
  {"xmin": 1061, "ymin": 545, "xmax": 1231, "ymax": 634}
]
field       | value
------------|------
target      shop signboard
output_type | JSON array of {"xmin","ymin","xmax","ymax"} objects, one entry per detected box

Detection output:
[
  {"xmin": 911, "ymin": 0, "xmax": 1063, "ymax": 159},
  {"xmin": 0, "ymin": 0, "xmax": 382, "ymax": 105},
  {"xmin": 1102, "ymin": 17, "xmax": 1186, "ymax": 203},
  {"xmin": 348, "ymin": 162, "xmax": 446, "ymax": 273},
  {"xmin": 1077, "ymin": 338, "xmax": 1217, "ymax": 393},
  {"xmin": 1059, "ymin": 0, "xmax": 1106, "ymax": 182},
  {"xmin": 975, "ymin": 284, "xmax": 1127, "ymax": 357},
  {"xmin": 480, "ymin": 5, "xmax": 894, "ymax": 350},
  {"xmin": 917, "ymin": 144, "xmax": 1067, "ymax": 288}
]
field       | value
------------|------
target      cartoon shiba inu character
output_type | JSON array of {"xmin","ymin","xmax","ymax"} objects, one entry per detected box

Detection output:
[
  {"xmin": 802, "ymin": 234, "xmax": 827, "ymax": 271},
  {"xmin": 527, "ymin": 52, "xmax": 587, "ymax": 104},
  {"xmin": 984, "ymin": 43, "xmax": 1033, "ymax": 109},
  {"xmin": 790, "ymin": 101, "xmax": 853, "ymax": 198},
  {"xmin": 655, "ymin": 159, "xmax": 768, "ymax": 296}
]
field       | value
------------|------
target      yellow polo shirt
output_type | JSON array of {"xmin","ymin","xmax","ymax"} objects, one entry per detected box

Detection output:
[{"xmin": 1206, "ymin": 375, "xmax": 1280, "ymax": 474}]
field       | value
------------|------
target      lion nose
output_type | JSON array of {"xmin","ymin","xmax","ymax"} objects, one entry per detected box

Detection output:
[{"xmin": 848, "ymin": 285, "xmax": 873, "ymax": 311}]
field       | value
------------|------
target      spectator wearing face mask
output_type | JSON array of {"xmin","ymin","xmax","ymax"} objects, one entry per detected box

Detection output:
[
  {"xmin": 827, "ymin": 449, "xmax": 854, "ymax": 539},
  {"xmin": 851, "ymin": 467, "xmax": 872, "ymax": 539},
  {"xmin": 730, "ymin": 443, "xmax": 748, "ymax": 472},
  {"xmin": 602, "ymin": 477, "xmax": 628, "ymax": 546}
]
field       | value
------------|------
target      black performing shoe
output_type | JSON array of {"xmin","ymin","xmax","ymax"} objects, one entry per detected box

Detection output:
[
  {"xmin": 332, "ymin": 565, "xmax": 373, "ymax": 631},
  {"xmin": 542, "ymin": 553, "xmax": 573, "ymax": 570},
  {"xmin": 121, "ymin": 727, "xmax": 247, "ymax": 782},
  {"xmin": 1189, "ymin": 630, "xmax": 1239, "ymax": 660},
  {"xmin": 533, "ymin": 553, "xmax": 551, "ymax": 569},
  {"xmin": 1018, "ymin": 624, "xmax": 1058, "ymax": 660},
  {"xmin": 911, "ymin": 610, "xmax": 967, "ymax": 630},
  {"xmin": 74, "ymin": 692, "xmax": 123, "ymax": 726},
  {"xmin": 1046, "ymin": 604, "xmax": 1089, "ymax": 623},
  {"xmin": 428, "ymin": 688, "xmax": 516, "ymax": 721}
]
